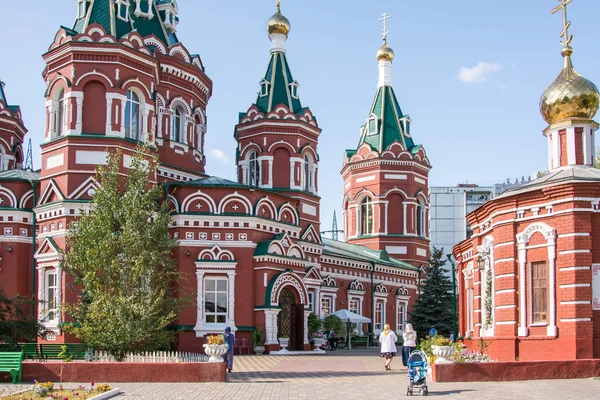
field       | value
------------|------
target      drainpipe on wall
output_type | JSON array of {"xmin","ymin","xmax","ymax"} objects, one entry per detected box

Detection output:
[
  {"xmin": 29, "ymin": 181, "xmax": 38, "ymax": 317},
  {"xmin": 369, "ymin": 261, "xmax": 375, "ymax": 348},
  {"xmin": 417, "ymin": 264, "xmax": 423, "ymax": 295},
  {"xmin": 447, "ymin": 254, "xmax": 458, "ymax": 339}
]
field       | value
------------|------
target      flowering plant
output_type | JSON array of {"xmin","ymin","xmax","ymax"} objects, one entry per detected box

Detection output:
[
  {"xmin": 453, "ymin": 350, "xmax": 494, "ymax": 363},
  {"xmin": 96, "ymin": 383, "xmax": 112, "ymax": 393},
  {"xmin": 434, "ymin": 336, "xmax": 452, "ymax": 346},
  {"xmin": 206, "ymin": 334, "xmax": 224, "ymax": 345}
]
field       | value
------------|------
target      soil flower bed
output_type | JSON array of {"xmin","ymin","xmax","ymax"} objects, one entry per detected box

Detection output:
[{"xmin": 0, "ymin": 382, "xmax": 111, "ymax": 400}]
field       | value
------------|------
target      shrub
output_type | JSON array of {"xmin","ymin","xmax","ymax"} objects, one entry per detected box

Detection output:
[
  {"xmin": 206, "ymin": 335, "xmax": 224, "ymax": 345},
  {"xmin": 251, "ymin": 327, "xmax": 265, "ymax": 347},
  {"xmin": 307, "ymin": 313, "xmax": 322, "ymax": 337},
  {"xmin": 323, "ymin": 314, "xmax": 343, "ymax": 335}
]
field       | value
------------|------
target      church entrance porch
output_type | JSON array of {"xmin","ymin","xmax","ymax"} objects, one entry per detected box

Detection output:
[{"xmin": 277, "ymin": 288, "xmax": 304, "ymax": 351}]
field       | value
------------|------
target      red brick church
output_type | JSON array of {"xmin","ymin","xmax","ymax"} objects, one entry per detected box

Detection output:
[
  {"xmin": 453, "ymin": 3, "xmax": 600, "ymax": 361},
  {"xmin": 0, "ymin": 2, "xmax": 430, "ymax": 352}
]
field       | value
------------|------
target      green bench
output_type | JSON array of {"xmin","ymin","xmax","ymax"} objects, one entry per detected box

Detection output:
[
  {"xmin": 0, "ymin": 352, "xmax": 24, "ymax": 384},
  {"xmin": 20, "ymin": 343, "xmax": 41, "ymax": 361},
  {"xmin": 39, "ymin": 344, "xmax": 89, "ymax": 361}
]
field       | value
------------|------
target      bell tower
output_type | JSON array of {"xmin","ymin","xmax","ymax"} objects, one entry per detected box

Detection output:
[
  {"xmin": 234, "ymin": 2, "xmax": 322, "ymax": 234},
  {"xmin": 341, "ymin": 15, "xmax": 431, "ymax": 266}
]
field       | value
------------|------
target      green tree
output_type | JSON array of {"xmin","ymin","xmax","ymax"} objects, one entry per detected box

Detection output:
[
  {"xmin": 596, "ymin": 146, "xmax": 600, "ymax": 168},
  {"xmin": 0, "ymin": 288, "xmax": 44, "ymax": 350},
  {"xmin": 409, "ymin": 247, "xmax": 454, "ymax": 339},
  {"xmin": 323, "ymin": 314, "xmax": 343, "ymax": 335},
  {"xmin": 62, "ymin": 147, "xmax": 190, "ymax": 361}
]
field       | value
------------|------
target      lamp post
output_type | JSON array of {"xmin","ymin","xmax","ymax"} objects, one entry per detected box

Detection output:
[{"xmin": 446, "ymin": 254, "xmax": 458, "ymax": 339}]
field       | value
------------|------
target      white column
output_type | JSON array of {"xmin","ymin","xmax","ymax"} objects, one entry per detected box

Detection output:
[
  {"xmin": 37, "ymin": 268, "xmax": 44, "ymax": 320},
  {"xmin": 105, "ymin": 97, "xmax": 113, "ymax": 134},
  {"xmin": 47, "ymin": 105, "xmax": 55, "ymax": 140},
  {"xmin": 547, "ymin": 240, "xmax": 557, "ymax": 336},
  {"xmin": 241, "ymin": 164, "xmax": 248, "ymax": 185},
  {"xmin": 552, "ymin": 130, "xmax": 560, "ymax": 170},
  {"xmin": 142, "ymin": 108, "xmax": 150, "ymax": 142},
  {"xmin": 518, "ymin": 245, "xmax": 528, "ymax": 337},
  {"xmin": 403, "ymin": 203, "xmax": 407, "ymax": 234},
  {"xmin": 289, "ymin": 160, "xmax": 295, "ymax": 188},
  {"xmin": 591, "ymin": 129, "xmax": 596, "ymax": 165},
  {"xmin": 268, "ymin": 159, "xmax": 273, "ymax": 188},
  {"xmin": 265, "ymin": 309, "xmax": 280, "ymax": 345},
  {"xmin": 195, "ymin": 271, "xmax": 204, "ymax": 330},
  {"xmin": 384, "ymin": 202, "xmax": 389, "ymax": 234},
  {"xmin": 157, "ymin": 111, "xmax": 163, "ymax": 138},
  {"xmin": 547, "ymin": 135, "xmax": 553, "ymax": 172},
  {"xmin": 566, "ymin": 127, "xmax": 576, "ymax": 165},
  {"xmin": 378, "ymin": 60, "xmax": 392, "ymax": 88},
  {"xmin": 315, "ymin": 288, "xmax": 321, "ymax": 317},
  {"xmin": 270, "ymin": 33, "xmax": 287, "ymax": 53},
  {"xmin": 582, "ymin": 127, "xmax": 590, "ymax": 165},
  {"xmin": 303, "ymin": 310, "xmax": 311, "ymax": 345},
  {"xmin": 227, "ymin": 271, "xmax": 236, "ymax": 328},
  {"xmin": 75, "ymin": 96, "xmax": 83, "ymax": 134}
]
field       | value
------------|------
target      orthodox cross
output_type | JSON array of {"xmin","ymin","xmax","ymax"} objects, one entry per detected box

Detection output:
[
  {"xmin": 277, "ymin": 0, "xmax": 281, "ymax": 8},
  {"xmin": 551, "ymin": 0, "xmax": 573, "ymax": 48},
  {"xmin": 378, "ymin": 12, "xmax": 391, "ymax": 40}
]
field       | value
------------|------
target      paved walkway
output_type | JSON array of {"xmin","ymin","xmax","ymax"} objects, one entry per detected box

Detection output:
[{"xmin": 1, "ymin": 349, "xmax": 598, "ymax": 399}]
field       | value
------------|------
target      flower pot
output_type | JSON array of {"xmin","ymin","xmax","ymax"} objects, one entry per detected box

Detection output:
[
  {"xmin": 313, "ymin": 337, "xmax": 323, "ymax": 348},
  {"xmin": 203, "ymin": 343, "xmax": 228, "ymax": 362},
  {"xmin": 432, "ymin": 345, "xmax": 454, "ymax": 364},
  {"xmin": 278, "ymin": 338, "xmax": 289, "ymax": 351},
  {"xmin": 254, "ymin": 346, "xmax": 265, "ymax": 355}
]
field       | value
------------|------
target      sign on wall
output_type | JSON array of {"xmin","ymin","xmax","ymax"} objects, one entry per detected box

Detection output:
[{"xmin": 593, "ymin": 264, "xmax": 600, "ymax": 311}]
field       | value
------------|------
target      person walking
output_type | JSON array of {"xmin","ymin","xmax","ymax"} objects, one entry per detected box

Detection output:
[
  {"xmin": 378, "ymin": 324, "xmax": 397, "ymax": 371},
  {"xmin": 402, "ymin": 323, "xmax": 417, "ymax": 367},
  {"xmin": 222, "ymin": 326, "xmax": 235, "ymax": 373},
  {"xmin": 327, "ymin": 328, "xmax": 338, "ymax": 351}
]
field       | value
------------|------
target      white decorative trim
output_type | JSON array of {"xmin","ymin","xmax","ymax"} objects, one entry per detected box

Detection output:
[
  {"xmin": 560, "ymin": 266, "xmax": 591, "ymax": 272},
  {"xmin": 560, "ymin": 301, "xmax": 590, "ymax": 305},
  {"xmin": 560, "ymin": 318, "xmax": 591, "ymax": 323},
  {"xmin": 560, "ymin": 283, "xmax": 590, "ymax": 288},
  {"xmin": 559, "ymin": 249, "xmax": 590, "ymax": 255}
]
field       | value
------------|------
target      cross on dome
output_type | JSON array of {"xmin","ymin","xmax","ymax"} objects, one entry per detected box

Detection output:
[
  {"xmin": 378, "ymin": 12, "xmax": 391, "ymax": 41},
  {"xmin": 552, "ymin": 0, "xmax": 574, "ymax": 50}
]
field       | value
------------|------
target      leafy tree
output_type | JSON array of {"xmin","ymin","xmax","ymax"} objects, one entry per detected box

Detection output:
[
  {"xmin": 596, "ymin": 146, "xmax": 600, "ymax": 168},
  {"xmin": 323, "ymin": 314, "xmax": 343, "ymax": 335},
  {"xmin": 62, "ymin": 147, "xmax": 190, "ymax": 361},
  {"xmin": 409, "ymin": 247, "xmax": 454, "ymax": 340},
  {"xmin": 0, "ymin": 288, "xmax": 44, "ymax": 350}
]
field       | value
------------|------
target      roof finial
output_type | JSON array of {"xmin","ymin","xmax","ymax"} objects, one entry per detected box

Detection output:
[
  {"xmin": 378, "ymin": 12, "xmax": 391, "ymax": 42},
  {"xmin": 551, "ymin": 0, "xmax": 574, "ymax": 61},
  {"xmin": 277, "ymin": 0, "xmax": 281, "ymax": 10}
]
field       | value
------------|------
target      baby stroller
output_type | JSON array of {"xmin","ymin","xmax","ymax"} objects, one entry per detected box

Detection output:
[{"xmin": 406, "ymin": 350, "xmax": 429, "ymax": 396}]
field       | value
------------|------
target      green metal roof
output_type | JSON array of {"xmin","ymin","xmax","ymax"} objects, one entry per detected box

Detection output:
[
  {"xmin": 185, "ymin": 176, "xmax": 247, "ymax": 188},
  {"xmin": 0, "ymin": 169, "xmax": 40, "ymax": 182},
  {"xmin": 355, "ymin": 85, "xmax": 415, "ymax": 153},
  {"xmin": 73, "ymin": 0, "xmax": 178, "ymax": 46},
  {"xmin": 322, "ymin": 238, "xmax": 418, "ymax": 271},
  {"xmin": 0, "ymin": 81, "xmax": 7, "ymax": 104},
  {"xmin": 254, "ymin": 52, "xmax": 302, "ymax": 114}
]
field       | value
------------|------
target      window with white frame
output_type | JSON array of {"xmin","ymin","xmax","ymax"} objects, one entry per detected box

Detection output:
[
  {"xmin": 289, "ymin": 81, "xmax": 299, "ymax": 99},
  {"xmin": 172, "ymin": 106, "xmax": 184, "ymax": 142},
  {"xmin": 249, "ymin": 151, "xmax": 260, "ymax": 187},
  {"xmin": 116, "ymin": 0, "xmax": 131, "ymax": 22},
  {"xmin": 204, "ymin": 278, "xmax": 228, "ymax": 324},
  {"xmin": 124, "ymin": 90, "xmax": 141, "ymax": 141},
  {"xmin": 375, "ymin": 301, "xmax": 384, "ymax": 331},
  {"xmin": 46, "ymin": 271, "xmax": 59, "ymax": 323},
  {"xmin": 349, "ymin": 298, "xmax": 359, "ymax": 314},
  {"xmin": 308, "ymin": 291, "xmax": 314, "ymax": 312},
  {"xmin": 532, "ymin": 261, "xmax": 547, "ymax": 324},
  {"xmin": 56, "ymin": 88, "xmax": 66, "ymax": 138},
  {"xmin": 361, "ymin": 197, "xmax": 374, "ymax": 235},
  {"xmin": 259, "ymin": 79, "xmax": 270, "ymax": 97},
  {"xmin": 77, "ymin": 0, "xmax": 88, "ymax": 18},
  {"xmin": 321, "ymin": 297, "xmax": 331, "ymax": 317},
  {"xmin": 303, "ymin": 154, "xmax": 313, "ymax": 192},
  {"xmin": 396, "ymin": 304, "xmax": 405, "ymax": 332},
  {"xmin": 416, "ymin": 200, "xmax": 424, "ymax": 236}
]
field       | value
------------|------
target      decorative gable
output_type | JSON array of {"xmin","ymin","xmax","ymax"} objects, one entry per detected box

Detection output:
[
  {"xmin": 301, "ymin": 224, "xmax": 322, "ymax": 244},
  {"xmin": 34, "ymin": 237, "xmax": 63, "ymax": 265},
  {"xmin": 375, "ymin": 282, "xmax": 388, "ymax": 293},
  {"xmin": 304, "ymin": 266, "xmax": 322, "ymax": 281},
  {"xmin": 38, "ymin": 180, "xmax": 65, "ymax": 205},
  {"xmin": 69, "ymin": 176, "xmax": 102, "ymax": 200}
]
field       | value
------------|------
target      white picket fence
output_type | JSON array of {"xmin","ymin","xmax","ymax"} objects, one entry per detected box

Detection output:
[{"xmin": 91, "ymin": 350, "xmax": 208, "ymax": 363}]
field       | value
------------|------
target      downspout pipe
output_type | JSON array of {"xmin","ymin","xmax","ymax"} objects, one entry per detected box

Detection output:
[
  {"xmin": 369, "ymin": 261, "xmax": 375, "ymax": 347},
  {"xmin": 30, "ymin": 181, "xmax": 38, "ymax": 317},
  {"xmin": 447, "ymin": 254, "xmax": 458, "ymax": 339}
]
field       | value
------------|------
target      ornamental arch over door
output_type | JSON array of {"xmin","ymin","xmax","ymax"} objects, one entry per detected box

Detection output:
[{"xmin": 276, "ymin": 287, "xmax": 304, "ymax": 351}]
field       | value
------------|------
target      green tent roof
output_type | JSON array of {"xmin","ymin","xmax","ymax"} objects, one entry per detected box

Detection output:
[
  {"xmin": 73, "ymin": 0, "xmax": 178, "ymax": 46},
  {"xmin": 254, "ymin": 51, "xmax": 302, "ymax": 114},
  {"xmin": 355, "ymin": 85, "xmax": 414, "ymax": 153},
  {"xmin": 0, "ymin": 169, "xmax": 40, "ymax": 182},
  {"xmin": 322, "ymin": 238, "xmax": 418, "ymax": 271},
  {"xmin": 0, "ymin": 81, "xmax": 7, "ymax": 104}
]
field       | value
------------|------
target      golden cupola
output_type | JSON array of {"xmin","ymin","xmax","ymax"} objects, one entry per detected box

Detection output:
[
  {"xmin": 540, "ymin": 46, "xmax": 600, "ymax": 125},
  {"xmin": 376, "ymin": 38, "xmax": 395, "ymax": 62},
  {"xmin": 267, "ymin": 3, "xmax": 291, "ymax": 37}
]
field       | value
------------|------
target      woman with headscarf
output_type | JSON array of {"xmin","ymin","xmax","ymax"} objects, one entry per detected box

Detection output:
[
  {"xmin": 222, "ymin": 327, "xmax": 235, "ymax": 373},
  {"xmin": 378, "ymin": 323, "xmax": 397, "ymax": 371},
  {"xmin": 402, "ymin": 323, "xmax": 417, "ymax": 367}
]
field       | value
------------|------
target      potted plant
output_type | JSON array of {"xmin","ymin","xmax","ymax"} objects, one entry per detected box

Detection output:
[
  {"xmin": 307, "ymin": 313, "xmax": 323, "ymax": 349},
  {"xmin": 278, "ymin": 335, "xmax": 289, "ymax": 351},
  {"xmin": 203, "ymin": 334, "xmax": 228, "ymax": 362},
  {"xmin": 431, "ymin": 336, "xmax": 454, "ymax": 364},
  {"xmin": 251, "ymin": 327, "xmax": 266, "ymax": 355}
]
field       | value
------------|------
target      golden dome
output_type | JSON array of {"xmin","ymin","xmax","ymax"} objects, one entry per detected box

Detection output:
[
  {"xmin": 540, "ymin": 48, "xmax": 599, "ymax": 125},
  {"xmin": 376, "ymin": 39, "xmax": 394, "ymax": 62},
  {"xmin": 267, "ymin": 5, "xmax": 291, "ymax": 36}
]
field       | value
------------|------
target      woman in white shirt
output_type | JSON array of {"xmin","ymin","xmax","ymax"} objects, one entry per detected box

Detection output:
[
  {"xmin": 378, "ymin": 323, "xmax": 398, "ymax": 371},
  {"xmin": 402, "ymin": 323, "xmax": 417, "ymax": 366}
]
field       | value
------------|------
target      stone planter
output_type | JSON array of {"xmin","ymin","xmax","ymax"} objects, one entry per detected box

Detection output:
[
  {"xmin": 313, "ymin": 337, "xmax": 324, "ymax": 348},
  {"xmin": 432, "ymin": 345, "xmax": 454, "ymax": 364},
  {"xmin": 203, "ymin": 344, "xmax": 228, "ymax": 363},
  {"xmin": 254, "ymin": 346, "xmax": 265, "ymax": 355},
  {"xmin": 278, "ymin": 338, "xmax": 289, "ymax": 351}
]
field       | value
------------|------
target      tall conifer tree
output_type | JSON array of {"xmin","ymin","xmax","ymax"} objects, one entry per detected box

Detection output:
[{"xmin": 409, "ymin": 247, "xmax": 454, "ymax": 339}]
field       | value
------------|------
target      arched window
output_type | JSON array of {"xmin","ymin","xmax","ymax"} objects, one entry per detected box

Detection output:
[
  {"xmin": 56, "ymin": 88, "xmax": 66, "ymax": 138},
  {"xmin": 416, "ymin": 201, "xmax": 424, "ymax": 236},
  {"xmin": 303, "ymin": 154, "xmax": 311, "ymax": 192},
  {"xmin": 124, "ymin": 90, "xmax": 140, "ymax": 140},
  {"xmin": 249, "ymin": 151, "xmax": 260, "ymax": 187},
  {"xmin": 361, "ymin": 197, "xmax": 373, "ymax": 235},
  {"xmin": 172, "ymin": 107, "xmax": 184, "ymax": 142}
]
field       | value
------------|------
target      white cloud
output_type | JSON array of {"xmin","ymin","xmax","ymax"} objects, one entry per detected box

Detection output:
[
  {"xmin": 457, "ymin": 62, "xmax": 503, "ymax": 83},
  {"xmin": 208, "ymin": 149, "xmax": 231, "ymax": 164}
]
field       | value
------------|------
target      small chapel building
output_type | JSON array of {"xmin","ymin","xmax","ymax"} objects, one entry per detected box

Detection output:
[
  {"xmin": 453, "ymin": 5, "xmax": 600, "ymax": 361},
  {"xmin": 0, "ymin": 2, "xmax": 431, "ymax": 353}
]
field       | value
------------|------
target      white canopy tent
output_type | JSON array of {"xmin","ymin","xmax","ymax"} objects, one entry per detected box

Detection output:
[{"xmin": 328, "ymin": 309, "xmax": 371, "ymax": 349}]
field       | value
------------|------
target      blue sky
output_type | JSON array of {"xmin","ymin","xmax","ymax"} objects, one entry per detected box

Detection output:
[{"xmin": 1, "ymin": 0, "xmax": 599, "ymax": 235}]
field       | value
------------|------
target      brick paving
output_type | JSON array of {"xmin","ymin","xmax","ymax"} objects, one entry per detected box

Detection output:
[{"xmin": 1, "ymin": 349, "xmax": 598, "ymax": 399}]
